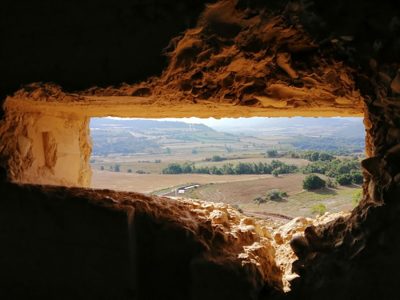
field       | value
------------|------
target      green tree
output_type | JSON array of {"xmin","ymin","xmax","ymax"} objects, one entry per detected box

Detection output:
[
  {"xmin": 162, "ymin": 163, "xmax": 182, "ymax": 174},
  {"xmin": 336, "ymin": 174, "xmax": 353, "ymax": 185},
  {"xmin": 211, "ymin": 155, "xmax": 225, "ymax": 162},
  {"xmin": 266, "ymin": 150, "xmax": 278, "ymax": 158},
  {"xmin": 127, "ymin": 169, "xmax": 132, "ymax": 173},
  {"xmin": 114, "ymin": 164, "xmax": 121, "ymax": 172},
  {"xmin": 272, "ymin": 169, "xmax": 280, "ymax": 177},
  {"xmin": 303, "ymin": 175, "xmax": 326, "ymax": 190},
  {"xmin": 351, "ymin": 172, "xmax": 363, "ymax": 184}
]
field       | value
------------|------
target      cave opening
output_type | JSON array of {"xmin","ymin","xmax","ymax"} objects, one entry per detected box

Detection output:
[{"xmin": 89, "ymin": 116, "xmax": 366, "ymax": 221}]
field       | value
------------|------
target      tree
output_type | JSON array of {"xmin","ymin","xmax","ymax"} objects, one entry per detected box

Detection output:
[
  {"xmin": 336, "ymin": 174, "xmax": 353, "ymax": 185},
  {"xmin": 100, "ymin": 166, "xmax": 104, "ymax": 171},
  {"xmin": 192, "ymin": 148, "xmax": 198, "ymax": 154},
  {"xmin": 127, "ymin": 169, "xmax": 132, "ymax": 173},
  {"xmin": 181, "ymin": 163, "xmax": 193, "ymax": 173},
  {"xmin": 211, "ymin": 155, "xmax": 225, "ymax": 162},
  {"xmin": 266, "ymin": 150, "xmax": 278, "ymax": 158},
  {"xmin": 303, "ymin": 175, "xmax": 326, "ymax": 190},
  {"xmin": 319, "ymin": 152, "xmax": 334, "ymax": 161},
  {"xmin": 162, "ymin": 163, "xmax": 182, "ymax": 174},
  {"xmin": 114, "ymin": 164, "xmax": 121, "ymax": 172},
  {"xmin": 351, "ymin": 172, "xmax": 363, "ymax": 184},
  {"xmin": 272, "ymin": 169, "xmax": 280, "ymax": 177}
]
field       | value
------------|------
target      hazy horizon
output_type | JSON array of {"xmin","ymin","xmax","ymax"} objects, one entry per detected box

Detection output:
[{"xmin": 105, "ymin": 116, "xmax": 363, "ymax": 131}]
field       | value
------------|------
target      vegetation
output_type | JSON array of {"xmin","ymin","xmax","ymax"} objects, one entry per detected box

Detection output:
[
  {"xmin": 254, "ymin": 189, "xmax": 287, "ymax": 204},
  {"xmin": 292, "ymin": 136, "xmax": 365, "ymax": 153},
  {"xmin": 352, "ymin": 189, "xmax": 363, "ymax": 206},
  {"xmin": 91, "ymin": 118, "xmax": 365, "ymax": 218},
  {"xmin": 162, "ymin": 160, "xmax": 298, "ymax": 175},
  {"xmin": 301, "ymin": 151, "xmax": 334, "ymax": 162},
  {"xmin": 205, "ymin": 155, "xmax": 226, "ymax": 162},
  {"xmin": 266, "ymin": 150, "xmax": 279, "ymax": 158},
  {"xmin": 303, "ymin": 175, "xmax": 326, "ymax": 190},
  {"xmin": 302, "ymin": 157, "xmax": 362, "ymax": 186},
  {"xmin": 311, "ymin": 203, "xmax": 327, "ymax": 215}
]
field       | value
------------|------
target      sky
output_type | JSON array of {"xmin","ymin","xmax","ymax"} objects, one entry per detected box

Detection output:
[
  {"xmin": 110, "ymin": 117, "xmax": 362, "ymax": 127},
  {"xmin": 107, "ymin": 116, "xmax": 363, "ymax": 131}
]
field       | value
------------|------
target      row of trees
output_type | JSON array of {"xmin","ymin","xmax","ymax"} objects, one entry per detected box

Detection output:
[
  {"xmin": 162, "ymin": 160, "xmax": 298, "ymax": 175},
  {"xmin": 266, "ymin": 149, "xmax": 335, "ymax": 161},
  {"xmin": 301, "ymin": 158, "xmax": 363, "ymax": 185}
]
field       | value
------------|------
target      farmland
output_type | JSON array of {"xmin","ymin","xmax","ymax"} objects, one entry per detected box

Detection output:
[{"xmin": 90, "ymin": 117, "xmax": 365, "ymax": 220}]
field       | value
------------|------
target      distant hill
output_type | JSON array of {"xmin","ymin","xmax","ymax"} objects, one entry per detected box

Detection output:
[
  {"xmin": 89, "ymin": 117, "xmax": 365, "ymax": 156},
  {"xmin": 206, "ymin": 117, "xmax": 365, "ymax": 139},
  {"xmin": 90, "ymin": 118, "xmax": 231, "ymax": 156},
  {"xmin": 90, "ymin": 118, "xmax": 213, "ymax": 132}
]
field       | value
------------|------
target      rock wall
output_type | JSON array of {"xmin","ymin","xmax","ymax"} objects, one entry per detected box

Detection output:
[
  {"xmin": 0, "ymin": 181, "xmax": 282, "ymax": 299},
  {"xmin": 0, "ymin": 100, "xmax": 91, "ymax": 186}
]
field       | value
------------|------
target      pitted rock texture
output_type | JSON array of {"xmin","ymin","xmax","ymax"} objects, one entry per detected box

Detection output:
[
  {"xmin": 83, "ymin": 0, "xmax": 364, "ymax": 115},
  {"xmin": 0, "ymin": 105, "xmax": 91, "ymax": 187}
]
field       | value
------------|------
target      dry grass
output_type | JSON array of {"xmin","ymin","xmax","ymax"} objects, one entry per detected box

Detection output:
[{"xmin": 91, "ymin": 170, "xmax": 273, "ymax": 193}]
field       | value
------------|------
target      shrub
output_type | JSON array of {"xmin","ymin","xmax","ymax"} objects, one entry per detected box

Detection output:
[
  {"xmin": 266, "ymin": 150, "xmax": 278, "ymax": 158},
  {"xmin": 253, "ymin": 196, "xmax": 267, "ymax": 205},
  {"xmin": 336, "ymin": 174, "xmax": 353, "ymax": 185},
  {"xmin": 136, "ymin": 170, "xmax": 146, "ymax": 174},
  {"xmin": 114, "ymin": 164, "xmax": 121, "ymax": 172},
  {"xmin": 254, "ymin": 189, "xmax": 287, "ymax": 204},
  {"xmin": 266, "ymin": 189, "xmax": 287, "ymax": 200},
  {"xmin": 352, "ymin": 190, "xmax": 363, "ymax": 206},
  {"xmin": 211, "ymin": 155, "xmax": 225, "ymax": 162},
  {"xmin": 303, "ymin": 175, "xmax": 326, "ymax": 190},
  {"xmin": 326, "ymin": 178, "xmax": 337, "ymax": 188},
  {"xmin": 127, "ymin": 169, "xmax": 132, "ymax": 173},
  {"xmin": 311, "ymin": 204, "xmax": 327, "ymax": 215},
  {"xmin": 100, "ymin": 166, "xmax": 104, "ymax": 171},
  {"xmin": 272, "ymin": 169, "xmax": 280, "ymax": 177},
  {"xmin": 351, "ymin": 172, "xmax": 363, "ymax": 184}
]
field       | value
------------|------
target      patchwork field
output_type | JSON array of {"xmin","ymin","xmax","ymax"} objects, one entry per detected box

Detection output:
[
  {"xmin": 91, "ymin": 170, "xmax": 272, "ymax": 193},
  {"xmin": 90, "ymin": 117, "xmax": 365, "ymax": 220},
  {"xmin": 91, "ymin": 170, "xmax": 361, "ymax": 218}
]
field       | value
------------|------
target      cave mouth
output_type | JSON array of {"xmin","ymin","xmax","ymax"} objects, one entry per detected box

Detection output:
[{"xmin": 89, "ymin": 116, "xmax": 365, "ymax": 220}]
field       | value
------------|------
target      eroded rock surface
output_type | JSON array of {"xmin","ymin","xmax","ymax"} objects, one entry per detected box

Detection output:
[{"xmin": 0, "ymin": 181, "xmax": 283, "ymax": 299}]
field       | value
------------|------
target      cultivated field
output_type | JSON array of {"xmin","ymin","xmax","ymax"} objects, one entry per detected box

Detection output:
[
  {"xmin": 91, "ymin": 170, "xmax": 273, "ymax": 193},
  {"xmin": 90, "ymin": 117, "xmax": 365, "ymax": 220},
  {"xmin": 91, "ymin": 170, "xmax": 360, "ymax": 218}
]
